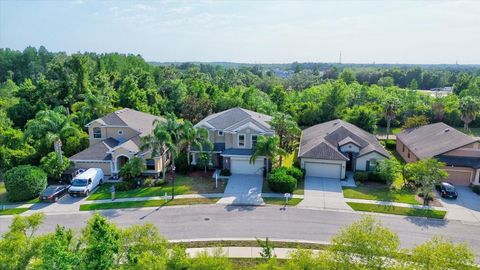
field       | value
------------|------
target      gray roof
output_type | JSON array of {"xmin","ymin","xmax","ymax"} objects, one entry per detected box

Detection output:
[
  {"xmin": 396, "ymin": 122, "xmax": 477, "ymax": 159},
  {"xmin": 192, "ymin": 143, "xmax": 226, "ymax": 152},
  {"xmin": 87, "ymin": 108, "xmax": 165, "ymax": 136},
  {"xmin": 298, "ymin": 119, "xmax": 389, "ymax": 160},
  {"xmin": 221, "ymin": 148, "xmax": 255, "ymax": 156},
  {"xmin": 195, "ymin": 107, "xmax": 273, "ymax": 133},
  {"xmin": 70, "ymin": 138, "xmax": 118, "ymax": 161},
  {"xmin": 437, "ymin": 155, "xmax": 480, "ymax": 169}
]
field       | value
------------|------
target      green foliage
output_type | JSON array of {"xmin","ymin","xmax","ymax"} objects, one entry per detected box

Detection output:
[
  {"xmin": 115, "ymin": 181, "xmax": 135, "ymax": 192},
  {"xmin": 343, "ymin": 105, "xmax": 379, "ymax": 133},
  {"xmin": 119, "ymin": 157, "xmax": 146, "ymax": 183},
  {"xmin": 402, "ymin": 115, "xmax": 430, "ymax": 129},
  {"xmin": 384, "ymin": 139, "xmax": 396, "ymax": 150},
  {"xmin": 256, "ymin": 237, "xmax": 275, "ymax": 259},
  {"xmin": 197, "ymin": 152, "xmax": 212, "ymax": 173},
  {"xmin": 40, "ymin": 152, "xmax": 71, "ymax": 181},
  {"xmin": 190, "ymin": 249, "xmax": 233, "ymax": 270},
  {"xmin": 268, "ymin": 169, "xmax": 297, "ymax": 193},
  {"xmin": 270, "ymin": 112, "xmax": 301, "ymax": 166},
  {"xmin": 375, "ymin": 158, "xmax": 402, "ymax": 186},
  {"xmin": 220, "ymin": 168, "xmax": 231, "ymax": 176},
  {"xmin": 354, "ymin": 171, "xmax": 369, "ymax": 182},
  {"xmin": 404, "ymin": 158, "xmax": 448, "ymax": 203},
  {"xmin": 4, "ymin": 165, "xmax": 47, "ymax": 202},
  {"xmin": 251, "ymin": 135, "xmax": 285, "ymax": 174}
]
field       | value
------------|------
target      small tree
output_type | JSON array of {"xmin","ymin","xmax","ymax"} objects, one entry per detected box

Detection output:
[
  {"xmin": 402, "ymin": 115, "xmax": 430, "ymax": 129},
  {"xmin": 4, "ymin": 165, "xmax": 47, "ymax": 202},
  {"xmin": 383, "ymin": 97, "xmax": 400, "ymax": 140},
  {"xmin": 256, "ymin": 237, "xmax": 275, "ymax": 259},
  {"xmin": 197, "ymin": 152, "xmax": 211, "ymax": 174},
  {"xmin": 119, "ymin": 157, "xmax": 146, "ymax": 183},
  {"xmin": 375, "ymin": 158, "xmax": 402, "ymax": 186},
  {"xmin": 404, "ymin": 158, "xmax": 448, "ymax": 204},
  {"xmin": 251, "ymin": 135, "xmax": 285, "ymax": 175},
  {"xmin": 270, "ymin": 113, "xmax": 301, "ymax": 166},
  {"xmin": 40, "ymin": 152, "xmax": 72, "ymax": 181},
  {"xmin": 460, "ymin": 96, "xmax": 478, "ymax": 132}
]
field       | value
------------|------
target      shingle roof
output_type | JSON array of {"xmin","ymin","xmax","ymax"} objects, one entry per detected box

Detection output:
[
  {"xmin": 192, "ymin": 143, "xmax": 226, "ymax": 152},
  {"xmin": 396, "ymin": 122, "xmax": 477, "ymax": 159},
  {"xmin": 298, "ymin": 119, "xmax": 389, "ymax": 160},
  {"xmin": 87, "ymin": 108, "xmax": 166, "ymax": 136},
  {"xmin": 69, "ymin": 138, "xmax": 118, "ymax": 161},
  {"xmin": 221, "ymin": 148, "xmax": 255, "ymax": 156},
  {"xmin": 195, "ymin": 107, "xmax": 273, "ymax": 133}
]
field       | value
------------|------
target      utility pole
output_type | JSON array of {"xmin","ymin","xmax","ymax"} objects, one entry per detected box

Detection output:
[{"xmin": 339, "ymin": 51, "xmax": 342, "ymax": 64}]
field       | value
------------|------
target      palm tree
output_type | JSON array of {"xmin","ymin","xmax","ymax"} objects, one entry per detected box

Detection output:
[
  {"xmin": 383, "ymin": 97, "xmax": 399, "ymax": 140},
  {"xmin": 25, "ymin": 107, "xmax": 79, "ymax": 165},
  {"xmin": 460, "ymin": 96, "xmax": 478, "ymax": 132},
  {"xmin": 141, "ymin": 121, "xmax": 174, "ymax": 180},
  {"xmin": 164, "ymin": 113, "xmax": 181, "ymax": 169},
  {"xmin": 270, "ymin": 112, "xmax": 301, "ymax": 166},
  {"xmin": 250, "ymin": 135, "xmax": 285, "ymax": 175},
  {"xmin": 180, "ymin": 121, "xmax": 212, "ymax": 166}
]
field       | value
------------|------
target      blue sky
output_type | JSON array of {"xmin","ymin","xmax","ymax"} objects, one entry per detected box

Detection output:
[{"xmin": 1, "ymin": 0, "xmax": 479, "ymax": 64}]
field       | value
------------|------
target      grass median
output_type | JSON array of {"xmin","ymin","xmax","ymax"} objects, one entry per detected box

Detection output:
[
  {"xmin": 342, "ymin": 186, "xmax": 419, "ymax": 205},
  {"xmin": 80, "ymin": 198, "xmax": 218, "ymax": 211},
  {"xmin": 263, "ymin": 197, "xmax": 302, "ymax": 206},
  {"xmin": 0, "ymin": 208, "xmax": 29, "ymax": 215},
  {"xmin": 347, "ymin": 202, "xmax": 446, "ymax": 219}
]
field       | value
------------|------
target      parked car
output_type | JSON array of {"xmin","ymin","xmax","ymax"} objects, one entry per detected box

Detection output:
[
  {"xmin": 68, "ymin": 168, "xmax": 104, "ymax": 197},
  {"xmin": 60, "ymin": 168, "xmax": 86, "ymax": 184},
  {"xmin": 436, "ymin": 182, "xmax": 458, "ymax": 199},
  {"xmin": 40, "ymin": 185, "xmax": 70, "ymax": 202}
]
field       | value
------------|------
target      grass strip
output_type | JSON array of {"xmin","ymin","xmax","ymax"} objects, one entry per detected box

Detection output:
[
  {"xmin": 347, "ymin": 202, "xmax": 446, "ymax": 219},
  {"xmin": 80, "ymin": 198, "xmax": 218, "ymax": 211},
  {"xmin": 342, "ymin": 186, "xmax": 419, "ymax": 205},
  {"xmin": 263, "ymin": 197, "xmax": 303, "ymax": 206},
  {"xmin": 171, "ymin": 240, "xmax": 327, "ymax": 250},
  {"xmin": 0, "ymin": 208, "xmax": 29, "ymax": 215}
]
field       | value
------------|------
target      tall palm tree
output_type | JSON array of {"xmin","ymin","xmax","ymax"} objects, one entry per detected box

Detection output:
[
  {"xmin": 250, "ymin": 135, "xmax": 285, "ymax": 175},
  {"xmin": 164, "ymin": 113, "xmax": 181, "ymax": 169},
  {"xmin": 180, "ymin": 121, "xmax": 212, "ymax": 166},
  {"xmin": 25, "ymin": 107, "xmax": 79, "ymax": 165},
  {"xmin": 460, "ymin": 96, "xmax": 478, "ymax": 132},
  {"xmin": 141, "ymin": 121, "xmax": 174, "ymax": 180},
  {"xmin": 383, "ymin": 97, "xmax": 399, "ymax": 140}
]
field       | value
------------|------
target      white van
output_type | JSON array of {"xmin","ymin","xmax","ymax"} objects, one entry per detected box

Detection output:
[{"xmin": 68, "ymin": 168, "xmax": 104, "ymax": 197}]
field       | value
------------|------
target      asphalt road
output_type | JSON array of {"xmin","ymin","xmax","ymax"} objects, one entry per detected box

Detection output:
[{"xmin": 1, "ymin": 205, "xmax": 480, "ymax": 255}]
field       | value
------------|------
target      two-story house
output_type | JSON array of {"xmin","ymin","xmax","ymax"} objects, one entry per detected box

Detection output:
[
  {"xmin": 69, "ymin": 108, "xmax": 166, "ymax": 177},
  {"xmin": 191, "ymin": 107, "xmax": 274, "ymax": 175}
]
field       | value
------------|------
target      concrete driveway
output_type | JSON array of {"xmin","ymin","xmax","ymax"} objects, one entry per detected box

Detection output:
[
  {"xmin": 298, "ymin": 177, "xmax": 351, "ymax": 210},
  {"xmin": 217, "ymin": 174, "xmax": 264, "ymax": 206},
  {"xmin": 440, "ymin": 186, "xmax": 480, "ymax": 223}
]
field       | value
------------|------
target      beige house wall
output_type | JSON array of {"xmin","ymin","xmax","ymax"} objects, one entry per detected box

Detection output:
[
  {"xmin": 396, "ymin": 139, "xmax": 419, "ymax": 163},
  {"xmin": 73, "ymin": 161, "xmax": 112, "ymax": 176},
  {"xmin": 87, "ymin": 121, "xmax": 138, "ymax": 146}
]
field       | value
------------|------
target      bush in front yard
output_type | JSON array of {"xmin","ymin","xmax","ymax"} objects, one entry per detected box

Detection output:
[
  {"xmin": 120, "ymin": 157, "xmax": 146, "ymax": 184},
  {"xmin": 115, "ymin": 182, "xmax": 135, "ymax": 191},
  {"xmin": 472, "ymin": 185, "xmax": 480, "ymax": 195},
  {"xmin": 4, "ymin": 165, "xmax": 47, "ymax": 202},
  {"xmin": 354, "ymin": 171, "xmax": 369, "ymax": 182},
  {"xmin": 268, "ymin": 170, "xmax": 297, "ymax": 193},
  {"xmin": 220, "ymin": 169, "xmax": 231, "ymax": 176},
  {"xmin": 270, "ymin": 166, "xmax": 304, "ymax": 181},
  {"xmin": 384, "ymin": 139, "xmax": 396, "ymax": 150}
]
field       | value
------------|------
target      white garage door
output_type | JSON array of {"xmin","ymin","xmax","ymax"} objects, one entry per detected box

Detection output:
[
  {"xmin": 305, "ymin": 162, "xmax": 341, "ymax": 179},
  {"xmin": 230, "ymin": 158, "xmax": 264, "ymax": 175}
]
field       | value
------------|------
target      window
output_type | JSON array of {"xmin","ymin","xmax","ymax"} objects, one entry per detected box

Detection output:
[
  {"xmin": 218, "ymin": 131, "xmax": 224, "ymax": 136},
  {"xmin": 93, "ymin": 127, "xmax": 101, "ymax": 139},
  {"xmin": 369, "ymin": 159, "xmax": 377, "ymax": 171},
  {"xmin": 252, "ymin": 135, "xmax": 258, "ymax": 148},
  {"xmin": 402, "ymin": 144, "xmax": 405, "ymax": 152},
  {"xmin": 118, "ymin": 130, "xmax": 124, "ymax": 135},
  {"xmin": 146, "ymin": 159, "xmax": 155, "ymax": 170},
  {"xmin": 238, "ymin": 134, "xmax": 245, "ymax": 147},
  {"xmin": 408, "ymin": 150, "xmax": 410, "ymax": 159}
]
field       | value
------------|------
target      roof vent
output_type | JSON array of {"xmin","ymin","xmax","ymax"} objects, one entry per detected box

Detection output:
[{"xmin": 444, "ymin": 128, "xmax": 450, "ymax": 132}]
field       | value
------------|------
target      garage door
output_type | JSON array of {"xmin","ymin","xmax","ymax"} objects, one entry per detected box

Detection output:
[
  {"xmin": 445, "ymin": 169, "xmax": 472, "ymax": 186},
  {"xmin": 305, "ymin": 162, "xmax": 341, "ymax": 179},
  {"xmin": 230, "ymin": 158, "xmax": 264, "ymax": 175}
]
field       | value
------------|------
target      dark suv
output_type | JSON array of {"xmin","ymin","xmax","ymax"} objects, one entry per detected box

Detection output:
[{"xmin": 436, "ymin": 182, "xmax": 458, "ymax": 199}]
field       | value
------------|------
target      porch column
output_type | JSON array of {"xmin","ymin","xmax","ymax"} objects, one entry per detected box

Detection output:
[{"xmin": 191, "ymin": 153, "xmax": 197, "ymax": 165}]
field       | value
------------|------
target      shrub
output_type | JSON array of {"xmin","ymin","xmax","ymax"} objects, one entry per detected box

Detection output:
[
  {"xmin": 119, "ymin": 157, "xmax": 146, "ymax": 183},
  {"xmin": 220, "ymin": 169, "xmax": 231, "ymax": 176},
  {"xmin": 268, "ymin": 170, "xmax": 297, "ymax": 193},
  {"xmin": 175, "ymin": 153, "xmax": 189, "ymax": 173},
  {"xmin": 115, "ymin": 182, "xmax": 134, "ymax": 191},
  {"xmin": 154, "ymin": 179, "xmax": 166, "ymax": 187},
  {"xmin": 143, "ymin": 178, "xmax": 155, "ymax": 187},
  {"xmin": 354, "ymin": 171, "xmax": 369, "ymax": 182},
  {"xmin": 384, "ymin": 139, "xmax": 396, "ymax": 150},
  {"xmin": 368, "ymin": 171, "xmax": 387, "ymax": 184},
  {"xmin": 286, "ymin": 166, "xmax": 304, "ymax": 181},
  {"xmin": 4, "ymin": 165, "xmax": 47, "ymax": 202},
  {"xmin": 472, "ymin": 185, "xmax": 480, "ymax": 195},
  {"xmin": 40, "ymin": 152, "xmax": 72, "ymax": 181}
]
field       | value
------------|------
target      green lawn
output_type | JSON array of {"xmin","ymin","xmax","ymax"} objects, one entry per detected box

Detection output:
[
  {"xmin": 262, "ymin": 178, "xmax": 304, "ymax": 195},
  {"xmin": 343, "ymin": 185, "xmax": 419, "ymax": 205},
  {"xmin": 0, "ymin": 208, "xmax": 29, "ymax": 215},
  {"xmin": 0, "ymin": 182, "xmax": 40, "ymax": 205},
  {"xmin": 375, "ymin": 127, "xmax": 404, "ymax": 136},
  {"xmin": 347, "ymin": 202, "xmax": 446, "ymax": 219},
  {"xmin": 263, "ymin": 197, "xmax": 302, "ymax": 206},
  {"xmin": 80, "ymin": 198, "xmax": 218, "ymax": 211},
  {"xmin": 87, "ymin": 175, "xmax": 226, "ymax": 201}
]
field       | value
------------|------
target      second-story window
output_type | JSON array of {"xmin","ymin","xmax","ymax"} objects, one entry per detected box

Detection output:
[
  {"xmin": 218, "ymin": 131, "xmax": 224, "ymax": 136},
  {"xmin": 93, "ymin": 127, "xmax": 101, "ymax": 139},
  {"xmin": 238, "ymin": 134, "xmax": 245, "ymax": 147},
  {"xmin": 146, "ymin": 159, "xmax": 155, "ymax": 170},
  {"xmin": 252, "ymin": 135, "xmax": 258, "ymax": 148}
]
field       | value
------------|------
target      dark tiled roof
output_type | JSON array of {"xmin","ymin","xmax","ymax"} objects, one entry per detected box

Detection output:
[
  {"xmin": 298, "ymin": 119, "xmax": 389, "ymax": 160},
  {"xmin": 397, "ymin": 122, "xmax": 477, "ymax": 159},
  {"xmin": 69, "ymin": 138, "xmax": 118, "ymax": 161},
  {"xmin": 437, "ymin": 155, "xmax": 480, "ymax": 169},
  {"xmin": 221, "ymin": 148, "xmax": 255, "ymax": 156}
]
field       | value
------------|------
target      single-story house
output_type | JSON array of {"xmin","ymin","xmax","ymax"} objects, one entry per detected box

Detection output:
[
  {"xmin": 396, "ymin": 122, "xmax": 480, "ymax": 186},
  {"xmin": 298, "ymin": 119, "xmax": 389, "ymax": 179}
]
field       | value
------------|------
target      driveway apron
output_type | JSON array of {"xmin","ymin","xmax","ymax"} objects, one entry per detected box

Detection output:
[
  {"xmin": 217, "ymin": 174, "xmax": 264, "ymax": 206},
  {"xmin": 298, "ymin": 177, "xmax": 351, "ymax": 210},
  {"xmin": 440, "ymin": 186, "xmax": 480, "ymax": 223}
]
